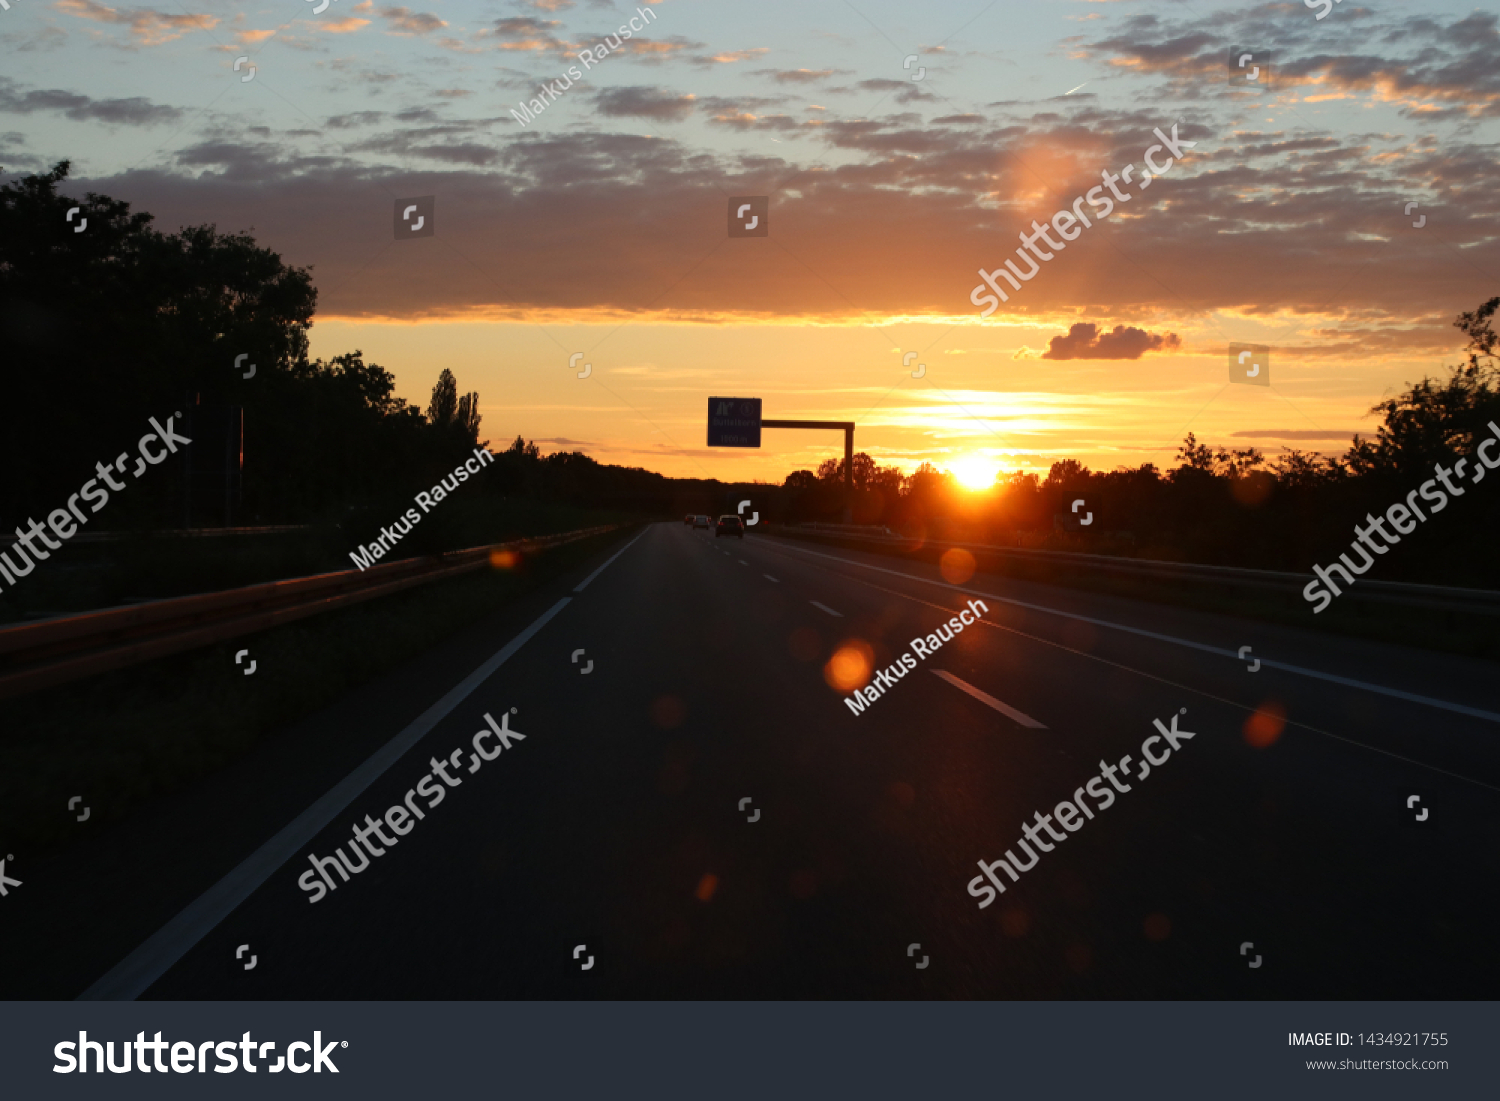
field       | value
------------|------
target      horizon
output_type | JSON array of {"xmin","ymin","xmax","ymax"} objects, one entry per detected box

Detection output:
[{"xmin": 5, "ymin": 0, "xmax": 1496, "ymax": 482}]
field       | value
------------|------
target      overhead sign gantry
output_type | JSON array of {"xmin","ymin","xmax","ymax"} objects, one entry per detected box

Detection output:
[{"xmin": 707, "ymin": 396, "xmax": 856, "ymax": 511}]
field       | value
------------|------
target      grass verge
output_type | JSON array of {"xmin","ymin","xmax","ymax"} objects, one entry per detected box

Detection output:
[{"xmin": 0, "ymin": 526, "xmax": 635, "ymax": 856}]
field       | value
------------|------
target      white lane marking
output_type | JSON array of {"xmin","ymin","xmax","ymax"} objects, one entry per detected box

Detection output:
[
  {"xmin": 739, "ymin": 560, "xmax": 748, "ymax": 566},
  {"xmin": 810, "ymin": 601, "xmax": 843, "ymax": 617},
  {"xmin": 931, "ymin": 670, "xmax": 1047, "ymax": 729},
  {"xmin": 765, "ymin": 574, "xmax": 779, "ymax": 582},
  {"xmin": 844, "ymin": 568, "xmax": 1500, "ymax": 796},
  {"xmin": 573, "ymin": 527, "xmax": 648, "ymax": 592},
  {"xmin": 79, "ymin": 595, "xmax": 574, "ymax": 1001},
  {"xmin": 762, "ymin": 540, "xmax": 1500, "ymax": 725}
]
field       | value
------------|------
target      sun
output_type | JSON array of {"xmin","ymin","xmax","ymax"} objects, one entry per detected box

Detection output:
[{"xmin": 950, "ymin": 456, "xmax": 998, "ymax": 491}]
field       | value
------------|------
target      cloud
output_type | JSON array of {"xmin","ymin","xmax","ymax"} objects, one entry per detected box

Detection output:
[
  {"xmin": 690, "ymin": 46, "xmax": 768, "ymax": 66},
  {"xmin": 480, "ymin": 16, "xmax": 575, "ymax": 56},
  {"xmin": 594, "ymin": 87, "xmax": 696, "ymax": 121},
  {"xmin": 757, "ymin": 68, "xmax": 842, "ymax": 84},
  {"xmin": 380, "ymin": 7, "xmax": 447, "ymax": 35},
  {"xmin": 1231, "ymin": 430, "xmax": 1356, "ymax": 440},
  {"xmin": 1040, "ymin": 323, "xmax": 1181, "ymax": 360},
  {"xmin": 66, "ymin": 100, "xmax": 1499, "ymax": 339},
  {"xmin": 615, "ymin": 36, "xmax": 706, "ymax": 64},
  {"xmin": 0, "ymin": 78, "xmax": 182, "ymax": 125},
  {"xmin": 231, "ymin": 28, "xmax": 278, "ymax": 47},
  {"xmin": 705, "ymin": 111, "xmax": 801, "ymax": 132},
  {"xmin": 852, "ymin": 78, "xmax": 933, "ymax": 105},
  {"xmin": 347, "ymin": 127, "xmax": 502, "ymax": 165},
  {"xmin": 1081, "ymin": 10, "xmax": 1500, "ymax": 120},
  {"xmin": 55, "ymin": 0, "xmax": 217, "ymax": 46},
  {"xmin": 326, "ymin": 111, "xmax": 386, "ymax": 129}
]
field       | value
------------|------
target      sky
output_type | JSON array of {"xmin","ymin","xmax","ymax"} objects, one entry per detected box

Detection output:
[{"xmin": 4, "ymin": 0, "xmax": 1498, "ymax": 484}]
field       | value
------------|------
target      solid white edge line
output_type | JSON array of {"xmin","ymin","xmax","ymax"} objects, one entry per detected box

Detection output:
[
  {"xmin": 764, "ymin": 574, "xmax": 779, "ymax": 582},
  {"xmin": 573, "ymin": 526, "xmax": 648, "ymax": 592},
  {"xmin": 931, "ymin": 669, "xmax": 1047, "ymax": 729},
  {"xmin": 78, "ymin": 595, "xmax": 575, "ymax": 1001},
  {"xmin": 764, "ymin": 539, "xmax": 1500, "ymax": 725},
  {"xmin": 810, "ymin": 601, "xmax": 843, "ymax": 617}
]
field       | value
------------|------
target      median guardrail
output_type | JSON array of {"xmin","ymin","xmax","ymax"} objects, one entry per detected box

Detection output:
[{"xmin": 770, "ymin": 524, "xmax": 1500, "ymax": 620}]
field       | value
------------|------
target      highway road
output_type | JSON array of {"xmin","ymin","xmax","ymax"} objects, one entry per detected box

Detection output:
[{"xmin": 7, "ymin": 521, "xmax": 1500, "ymax": 999}]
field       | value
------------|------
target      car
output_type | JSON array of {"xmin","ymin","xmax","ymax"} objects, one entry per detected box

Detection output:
[
  {"xmin": 715, "ymin": 515, "xmax": 744, "ymax": 539},
  {"xmin": 684, "ymin": 514, "xmax": 695, "ymax": 525},
  {"xmin": 693, "ymin": 515, "xmax": 711, "ymax": 529}
]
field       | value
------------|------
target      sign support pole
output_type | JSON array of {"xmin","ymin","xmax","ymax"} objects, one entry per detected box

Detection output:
[{"xmin": 762, "ymin": 419, "xmax": 856, "ymax": 522}]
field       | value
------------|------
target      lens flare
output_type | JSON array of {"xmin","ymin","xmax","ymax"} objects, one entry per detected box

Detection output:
[
  {"xmin": 939, "ymin": 548, "xmax": 976, "ymax": 584},
  {"xmin": 1243, "ymin": 701, "xmax": 1286, "ymax": 747},
  {"xmin": 824, "ymin": 639, "xmax": 874, "ymax": 691}
]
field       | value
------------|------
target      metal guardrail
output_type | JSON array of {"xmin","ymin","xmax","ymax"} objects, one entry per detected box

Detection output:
[
  {"xmin": 0, "ymin": 524, "xmax": 316, "ymax": 547},
  {"xmin": 0, "ymin": 525, "xmax": 627, "ymax": 699},
  {"xmin": 786, "ymin": 521, "xmax": 899, "ymax": 537},
  {"xmin": 774, "ymin": 524, "xmax": 1500, "ymax": 617}
]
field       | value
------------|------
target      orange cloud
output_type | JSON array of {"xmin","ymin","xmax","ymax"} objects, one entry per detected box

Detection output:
[{"xmin": 56, "ymin": 0, "xmax": 217, "ymax": 46}]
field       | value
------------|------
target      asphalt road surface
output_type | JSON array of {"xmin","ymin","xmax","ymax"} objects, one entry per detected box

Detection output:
[{"xmin": 9, "ymin": 522, "xmax": 1500, "ymax": 999}]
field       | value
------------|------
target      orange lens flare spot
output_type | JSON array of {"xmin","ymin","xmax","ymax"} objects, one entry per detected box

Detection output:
[
  {"xmin": 939, "ymin": 547, "xmax": 976, "ymax": 584},
  {"xmin": 1243, "ymin": 701, "xmax": 1287, "ymax": 747},
  {"xmin": 824, "ymin": 640, "xmax": 875, "ymax": 691},
  {"xmin": 695, "ymin": 873, "xmax": 719, "ymax": 902},
  {"xmin": 1143, "ymin": 913, "xmax": 1172, "ymax": 941},
  {"xmin": 489, "ymin": 548, "xmax": 520, "ymax": 569}
]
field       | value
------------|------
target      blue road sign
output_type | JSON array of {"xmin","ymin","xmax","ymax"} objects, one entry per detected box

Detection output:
[{"xmin": 707, "ymin": 397, "xmax": 762, "ymax": 447}]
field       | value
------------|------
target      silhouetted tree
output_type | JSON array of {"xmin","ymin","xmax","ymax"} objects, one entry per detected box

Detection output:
[
  {"xmin": 1346, "ymin": 299, "xmax": 1500, "ymax": 480},
  {"xmin": 427, "ymin": 369, "xmax": 459, "ymax": 426},
  {"xmin": 456, "ymin": 391, "xmax": 482, "ymax": 443},
  {"xmin": 0, "ymin": 163, "xmax": 486, "ymax": 529}
]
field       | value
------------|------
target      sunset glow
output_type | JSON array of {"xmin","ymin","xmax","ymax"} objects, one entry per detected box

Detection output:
[{"xmin": 951, "ymin": 457, "xmax": 1000, "ymax": 491}]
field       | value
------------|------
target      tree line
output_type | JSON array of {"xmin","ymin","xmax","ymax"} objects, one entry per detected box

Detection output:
[
  {"xmin": 780, "ymin": 299, "xmax": 1499, "ymax": 585},
  {"xmin": 4, "ymin": 162, "xmax": 1493, "ymax": 585},
  {"xmin": 1, "ymin": 162, "xmax": 742, "ymax": 532}
]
